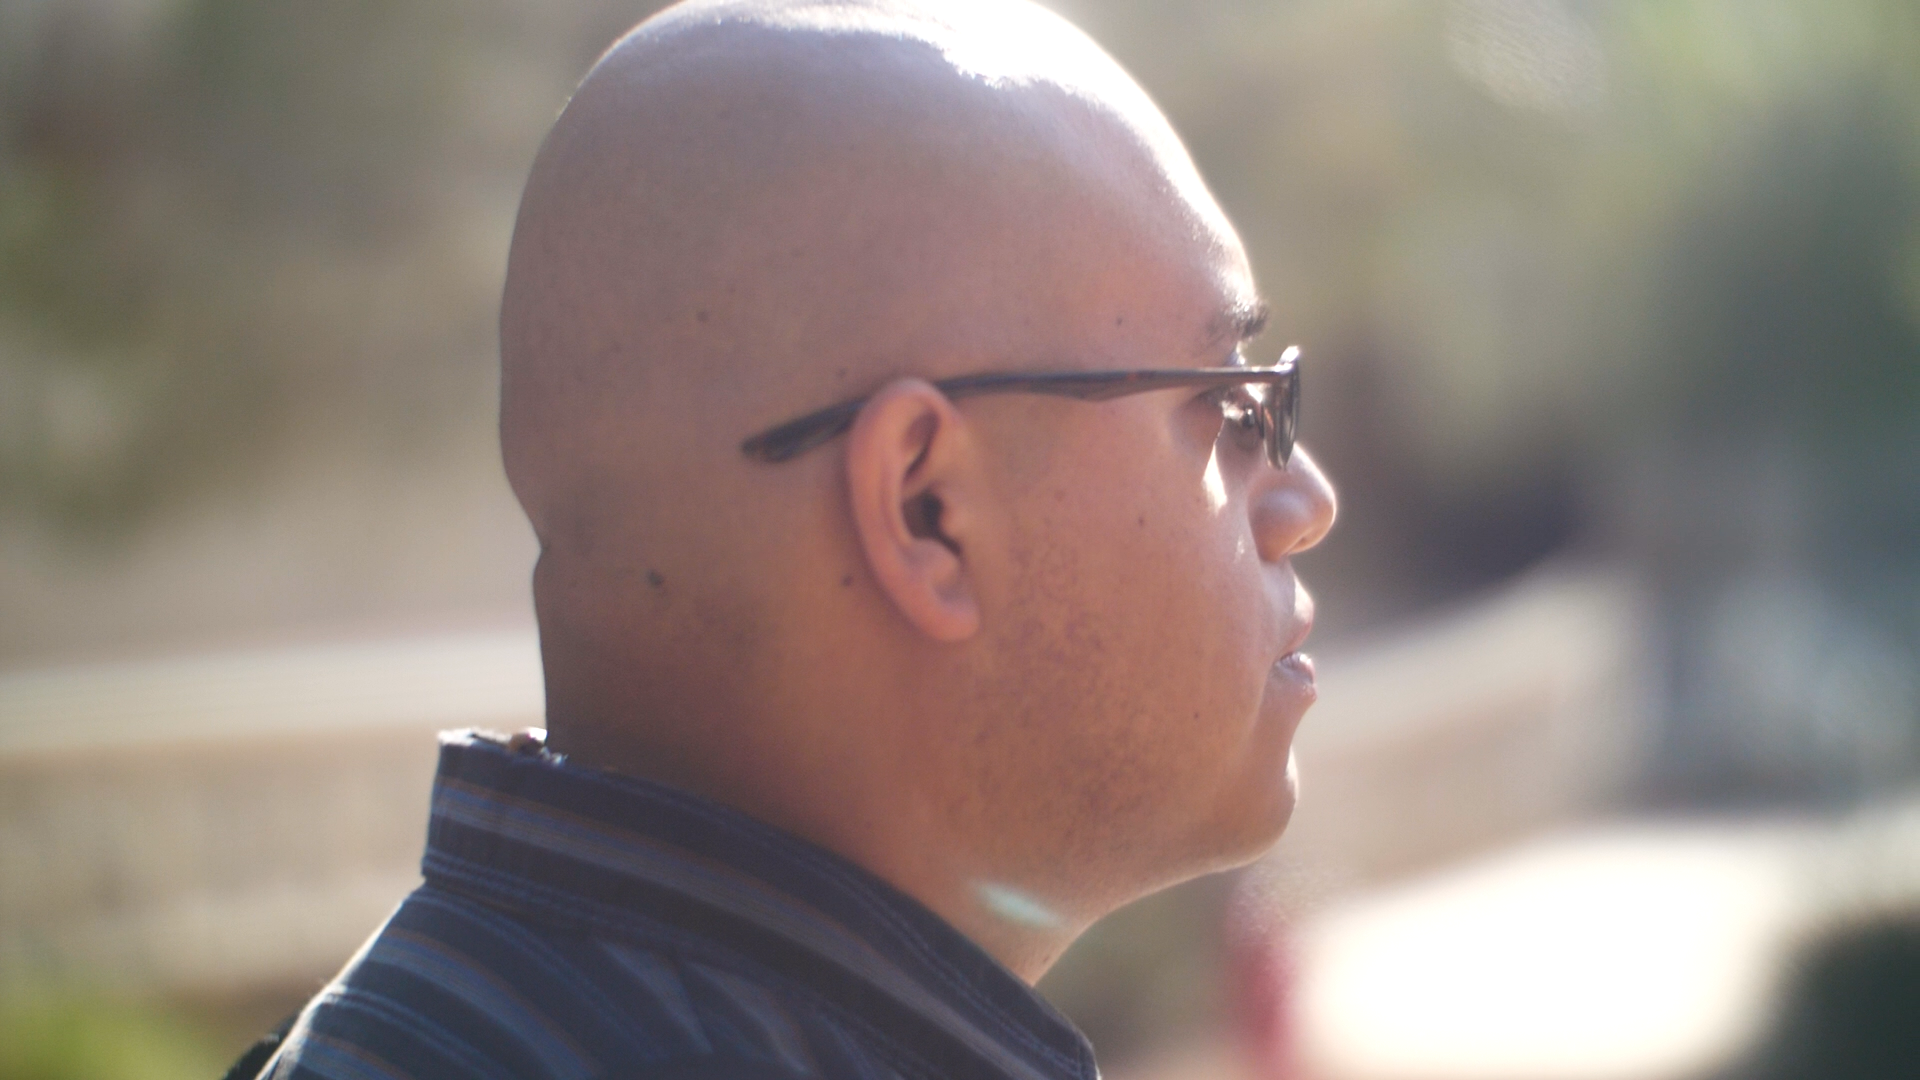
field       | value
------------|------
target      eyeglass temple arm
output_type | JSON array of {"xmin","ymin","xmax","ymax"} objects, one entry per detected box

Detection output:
[
  {"xmin": 741, "ymin": 361, "xmax": 1295, "ymax": 463},
  {"xmin": 740, "ymin": 400, "xmax": 869, "ymax": 463},
  {"xmin": 736, "ymin": 376, "xmax": 1137, "ymax": 463}
]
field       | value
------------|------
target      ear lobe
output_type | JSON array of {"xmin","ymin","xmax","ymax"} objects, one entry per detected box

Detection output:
[{"xmin": 844, "ymin": 379, "xmax": 981, "ymax": 643}]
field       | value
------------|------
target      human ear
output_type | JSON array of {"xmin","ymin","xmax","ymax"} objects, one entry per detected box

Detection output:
[{"xmin": 843, "ymin": 378, "xmax": 982, "ymax": 642}]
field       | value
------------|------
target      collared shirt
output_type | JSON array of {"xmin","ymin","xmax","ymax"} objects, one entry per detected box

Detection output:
[{"xmin": 262, "ymin": 730, "xmax": 1099, "ymax": 1080}]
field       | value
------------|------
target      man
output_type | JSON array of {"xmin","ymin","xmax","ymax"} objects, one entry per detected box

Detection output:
[{"xmin": 249, "ymin": 0, "xmax": 1334, "ymax": 1076}]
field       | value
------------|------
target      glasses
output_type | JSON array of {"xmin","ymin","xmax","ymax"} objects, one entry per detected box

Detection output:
[{"xmin": 742, "ymin": 345, "xmax": 1301, "ymax": 468}]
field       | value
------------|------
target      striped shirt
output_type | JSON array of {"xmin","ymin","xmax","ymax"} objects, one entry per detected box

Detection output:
[{"xmin": 262, "ymin": 730, "xmax": 1098, "ymax": 1080}]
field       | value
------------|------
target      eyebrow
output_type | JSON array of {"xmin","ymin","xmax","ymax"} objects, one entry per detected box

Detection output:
[
  {"xmin": 1232, "ymin": 301, "xmax": 1272, "ymax": 343},
  {"xmin": 1207, "ymin": 298, "xmax": 1270, "ymax": 346},
  {"xmin": 1205, "ymin": 298, "xmax": 1271, "ymax": 367}
]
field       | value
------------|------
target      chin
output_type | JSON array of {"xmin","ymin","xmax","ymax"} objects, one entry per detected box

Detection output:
[{"xmin": 1195, "ymin": 749, "xmax": 1300, "ymax": 875}]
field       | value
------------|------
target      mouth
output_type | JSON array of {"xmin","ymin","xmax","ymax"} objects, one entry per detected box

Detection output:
[
  {"xmin": 1272, "ymin": 620, "xmax": 1316, "ymax": 686},
  {"xmin": 1273, "ymin": 649, "xmax": 1315, "ymax": 683}
]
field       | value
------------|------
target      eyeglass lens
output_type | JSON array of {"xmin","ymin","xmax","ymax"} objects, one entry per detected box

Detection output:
[{"xmin": 1264, "ymin": 371, "xmax": 1298, "ymax": 469}]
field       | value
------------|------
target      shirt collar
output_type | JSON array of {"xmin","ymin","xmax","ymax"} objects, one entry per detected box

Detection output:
[{"xmin": 420, "ymin": 730, "xmax": 1097, "ymax": 1080}]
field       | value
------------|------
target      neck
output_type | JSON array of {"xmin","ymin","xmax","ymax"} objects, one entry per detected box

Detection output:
[
  {"xmin": 546, "ymin": 711, "xmax": 1091, "ymax": 984},
  {"xmin": 818, "ymin": 783, "xmax": 1095, "ymax": 984}
]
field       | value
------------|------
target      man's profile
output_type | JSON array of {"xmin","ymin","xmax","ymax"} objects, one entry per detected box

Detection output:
[{"xmin": 248, "ymin": 0, "xmax": 1335, "ymax": 1076}]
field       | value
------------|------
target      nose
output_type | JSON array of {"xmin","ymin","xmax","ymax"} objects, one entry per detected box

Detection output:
[{"xmin": 1250, "ymin": 446, "xmax": 1336, "ymax": 563}]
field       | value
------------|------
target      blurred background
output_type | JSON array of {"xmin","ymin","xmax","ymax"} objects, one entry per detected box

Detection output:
[{"xmin": 2, "ymin": 0, "xmax": 1916, "ymax": 1077}]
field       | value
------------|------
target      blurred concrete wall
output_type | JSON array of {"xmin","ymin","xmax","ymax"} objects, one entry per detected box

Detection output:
[
  {"xmin": 0, "ymin": 566, "xmax": 1651, "ymax": 1015},
  {"xmin": 1268, "ymin": 564, "xmax": 1651, "ymax": 895},
  {"xmin": 0, "ymin": 628, "xmax": 541, "ymax": 996}
]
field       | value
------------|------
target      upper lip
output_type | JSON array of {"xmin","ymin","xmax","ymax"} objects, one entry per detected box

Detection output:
[{"xmin": 1279, "ymin": 617, "xmax": 1314, "ymax": 659}]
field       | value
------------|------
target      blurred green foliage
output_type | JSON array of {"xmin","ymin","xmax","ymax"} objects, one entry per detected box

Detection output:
[
  {"xmin": 0, "ymin": 996, "xmax": 225, "ymax": 1080},
  {"xmin": 0, "ymin": 0, "xmax": 645, "ymax": 538}
]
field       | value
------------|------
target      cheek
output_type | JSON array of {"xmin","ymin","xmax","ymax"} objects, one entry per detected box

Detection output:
[
  {"xmin": 1062, "ymin": 455, "xmax": 1274, "ymax": 757},
  {"xmin": 1131, "ymin": 468, "xmax": 1269, "ymax": 661},
  {"xmin": 976, "ymin": 417, "xmax": 1281, "ymax": 850}
]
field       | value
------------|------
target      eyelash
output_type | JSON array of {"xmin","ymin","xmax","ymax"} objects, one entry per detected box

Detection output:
[{"xmin": 1204, "ymin": 386, "xmax": 1265, "ymax": 451}]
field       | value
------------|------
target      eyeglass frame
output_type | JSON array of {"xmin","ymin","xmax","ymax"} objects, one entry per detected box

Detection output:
[{"xmin": 741, "ymin": 345, "xmax": 1301, "ymax": 469}]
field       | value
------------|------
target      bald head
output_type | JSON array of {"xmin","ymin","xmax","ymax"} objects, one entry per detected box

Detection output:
[
  {"xmin": 501, "ymin": 0, "xmax": 1247, "ymax": 522},
  {"xmin": 497, "ymin": 0, "xmax": 1315, "ymax": 978},
  {"xmin": 502, "ymin": 0, "xmax": 1247, "ymax": 725}
]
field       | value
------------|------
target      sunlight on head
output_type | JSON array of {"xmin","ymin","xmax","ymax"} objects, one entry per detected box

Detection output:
[
  {"xmin": 677, "ymin": 0, "xmax": 1133, "ymax": 93},
  {"xmin": 639, "ymin": 0, "xmax": 1234, "ymax": 245}
]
